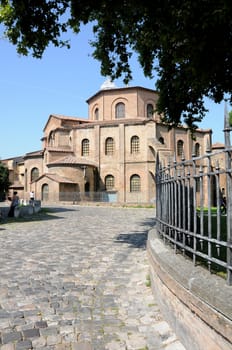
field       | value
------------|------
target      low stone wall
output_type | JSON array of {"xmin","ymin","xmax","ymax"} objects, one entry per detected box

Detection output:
[
  {"xmin": 14, "ymin": 200, "xmax": 41, "ymax": 218},
  {"xmin": 147, "ymin": 229, "xmax": 232, "ymax": 350}
]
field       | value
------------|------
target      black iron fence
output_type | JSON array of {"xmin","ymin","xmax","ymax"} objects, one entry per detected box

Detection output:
[{"xmin": 156, "ymin": 106, "xmax": 232, "ymax": 285}]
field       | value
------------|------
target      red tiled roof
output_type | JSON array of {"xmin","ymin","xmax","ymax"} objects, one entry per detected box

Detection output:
[
  {"xmin": 34, "ymin": 173, "xmax": 76, "ymax": 184},
  {"xmin": 212, "ymin": 142, "xmax": 225, "ymax": 149},
  {"xmin": 47, "ymin": 155, "xmax": 98, "ymax": 167}
]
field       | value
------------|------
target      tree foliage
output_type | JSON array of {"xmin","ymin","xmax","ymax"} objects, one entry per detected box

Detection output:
[
  {"xmin": 1, "ymin": 0, "xmax": 232, "ymax": 130},
  {"xmin": 0, "ymin": 162, "xmax": 10, "ymax": 198}
]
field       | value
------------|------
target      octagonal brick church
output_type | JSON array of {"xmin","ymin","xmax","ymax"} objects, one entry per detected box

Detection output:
[{"xmin": 5, "ymin": 81, "xmax": 211, "ymax": 204}]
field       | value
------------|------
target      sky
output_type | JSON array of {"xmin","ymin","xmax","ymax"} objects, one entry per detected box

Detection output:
[{"xmin": 0, "ymin": 23, "xmax": 228, "ymax": 160}]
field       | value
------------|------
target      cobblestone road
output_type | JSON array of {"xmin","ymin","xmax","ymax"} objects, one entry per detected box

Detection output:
[{"xmin": 0, "ymin": 205, "xmax": 186, "ymax": 350}]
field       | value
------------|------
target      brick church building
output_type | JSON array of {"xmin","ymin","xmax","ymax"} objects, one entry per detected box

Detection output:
[{"xmin": 3, "ymin": 81, "xmax": 211, "ymax": 204}]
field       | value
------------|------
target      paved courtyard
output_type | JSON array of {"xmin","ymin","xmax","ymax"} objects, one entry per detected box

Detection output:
[{"xmin": 0, "ymin": 205, "xmax": 186, "ymax": 350}]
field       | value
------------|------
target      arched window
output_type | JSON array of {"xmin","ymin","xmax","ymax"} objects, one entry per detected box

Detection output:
[
  {"xmin": 130, "ymin": 174, "xmax": 141, "ymax": 192},
  {"xmin": 195, "ymin": 142, "xmax": 200, "ymax": 156},
  {"xmin": 31, "ymin": 167, "xmax": 39, "ymax": 182},
  {"xmin": 147, "ymin": 104, "xmax": 154, "ymax": 118},
  {"xmin": 115, "ymin": 102, "xmax": 125, "ymax": 118},
  {"xmin": 82, "ymin": 139, "xmax": 89, "ymax": 156},
  {"xmin": 25, "ymin": 169, "xmax": 28, "ymax": 191},
  {"xmin": 105, "ymin": 175, "xmax": 115, "ymax": 190},
  {"xmin": 105, "ymin": 137, "xmax": 114, "ymax": 155},
  {"xmin": 131, "ymin": 135, "xmax": 140, "ymax": 154},
  {"xmin": 159, "ymin": 137, "xmax": 164, "ymax": 144},
  {"xmin": 177, "ymin": 140, "xmax": 184, "ymax": 156},
  {"xmin": 94, "ymin": 108, "xmax": 99, "ymax": 120},
  {"xmin": 42, "ymin": 184, "xmax": 49, "ymax": 201},
  {"xmin": 48, "ymin": 131, "xmax": 55, "ymax": 147}
]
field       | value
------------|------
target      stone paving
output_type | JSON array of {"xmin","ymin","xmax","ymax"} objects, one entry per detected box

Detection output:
[{"xmin": 0, "ymin": 205, "xmax": 186, "ymax": 350}]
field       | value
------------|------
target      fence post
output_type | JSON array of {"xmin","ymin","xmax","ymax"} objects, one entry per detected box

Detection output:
[{"xmin": 224, "ymin": 102, "xmax": 232, "ymax": 285}]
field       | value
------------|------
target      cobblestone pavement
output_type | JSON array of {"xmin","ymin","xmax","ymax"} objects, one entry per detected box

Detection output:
[{"xmin": 0, "ymin": 205, "xmax": 186, "ymax": 350}]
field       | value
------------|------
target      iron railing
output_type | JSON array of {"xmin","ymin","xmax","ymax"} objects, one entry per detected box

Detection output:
[{"xmin": 156, "ymin": 105, "xmax": 232, "ymax": 285}]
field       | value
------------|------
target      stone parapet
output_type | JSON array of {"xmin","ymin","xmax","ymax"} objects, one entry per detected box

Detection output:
[{"xmin": 147, "ymin": 229, "xmax": 232, "ymax": 350}]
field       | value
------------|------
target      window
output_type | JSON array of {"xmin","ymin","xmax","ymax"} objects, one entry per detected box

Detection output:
[
  {"xmin": 82, "ymin": 139, "xmax": 89, "ymax": 156},
  {"xmin": 131, "ymin": 135, "xmax": 140, "ymax": 154},
  {"xmin": 48, "ymin": 131, "xmax": 55, "ymax": 147},
  {"xmin": 31, "ymin": 167, "xmax": 39, "ymax": 182},
  {"xmin": 105, "ymin": 175, "xmax": 115, "ymax": 190},
  {"xmin": 25, "ymin": 169, "xmax": 28, "ymax": 191},
  {"xmin": 147, "ymin": 104, "xmax": 154, "ymax": 118},
  {"xmin": 195, "ymin": 142, "xmax": 200, "ymax": 156},
  {"xmin": 130, "ymin": 174, "xmax": 141, "ymax": 192},
  {"xmin": 159, "ymin": 137, "xmax": 164, "ymax": 144},
  {"xmin": 94, "ymin": 108, "xmax": 99, "ymax": 120},
  {"xmin": 105, "ymin": 137, "xmax": 114, "ymax": 155},
  {"xmin": 115, "ymin": 102, "xmax": 125, "ymax": 118},
  {"xmin": 177, "ymin": 140, "xmax": 184, "ymax": 156},
  {"xmin": 42, "ymin": 184, "xmax": 49, "ymax": 201}
]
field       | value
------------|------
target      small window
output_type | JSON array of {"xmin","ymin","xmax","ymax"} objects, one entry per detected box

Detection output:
[
  {"xmin": 94, "ymin": 108, "xmax": 99, "ymax": 120},
  {"xmin": 48, "ymin": 131, "xmax": 55, "ymax": 147},
  {"xmin": 147, "ymin": 104, "xmax": 154, "ymax": 118},
  {"xmin": 105, "ymin": 175, "xmax": 115, "ymax": 190},
  {"xmin": 130, "ymin": 174, "xmax": 141, "ymax": 192},
  {"xmin": 177, "ymin": 140, "xmax": 184, "ymax": 156},
  {"xmin": 82, "ymin": 139, "xmax": 89, "ymax": 156},
  {"xmin": 159, "ymin": 137, "xmax": 164, "ymax": 144},
  {"xmin": 115, "ymin": 102, "xmax": 125, "ymax": 118},
  {"xmin": 105, "ymin": 137, "xmax": 114, "ymax": 155},
  {"xmin": 195, "ymin": 142, "xmax": 200, "ymax": 156},
  {"xmin": 31, "ymin": 167, "xmax": 39, "ymax": 182},
  {"xmin": 131, "ymin": 135, "xmax": 140, "ymax": 154}
]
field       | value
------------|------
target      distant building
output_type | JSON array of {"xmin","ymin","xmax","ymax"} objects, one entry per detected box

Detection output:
[{"xmin": 2, "ymin": 84, "xmax": 212, "ymax": 204}]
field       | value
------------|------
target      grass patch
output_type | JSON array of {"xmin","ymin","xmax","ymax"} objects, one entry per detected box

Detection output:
[{"xmin": 185, "ymin": 209, "xmax": 227, "ymax": 278}]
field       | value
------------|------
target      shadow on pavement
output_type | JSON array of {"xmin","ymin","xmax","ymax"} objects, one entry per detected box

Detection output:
[
  {"xmin": 139, "ymin": 217, "xmax": 156, "ymax": 227},
  {"xmin": 43, "ymin": 206, "xmax": 77, "ymax": 213},
  {"xmin": 114, "ymin": 231, "xmax": 148, "ymax": 249},
  {"xmin": 0, "ymin": 206, "xmax": 79, "ymax": 226},
  {"xmin": 114, "ymin": 216, "xmax": 156, "ymax": 249}
]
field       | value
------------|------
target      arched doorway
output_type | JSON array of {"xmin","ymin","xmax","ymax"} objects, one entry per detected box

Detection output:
[{"xmin": 42, "ymin": 184, "xmax": 49, "ymax": 201}]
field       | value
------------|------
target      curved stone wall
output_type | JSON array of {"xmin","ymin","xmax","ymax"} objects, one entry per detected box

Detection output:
[{"xmin": 147, "ymin": 229, "xmax": 232, "ymax": 350}]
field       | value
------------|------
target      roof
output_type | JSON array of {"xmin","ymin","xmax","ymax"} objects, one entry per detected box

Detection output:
[
  {"xmin": 43, "ymin": 114, "xmax": 92, "ymax": 132},
  {"xmin": 24, "ymin": 150, "xmax": 43, "ymax": 158},
  {"xmin": 1, "ymin": 155, "xmax": 24, "ymax": 162},
  {"xmin": 73, "ymin": 117, "xmax": 155, "ymax": 130},
  {"xmin": 9, "ymin": 181, "xmax": 24, "ymax": 189},
  {"xmin": 212, "ymin": 142, "xmax": 225, "ymax": 149},
  {"xmin": 34, "ymin": 173, "xmax": 76, "ymax": 184},
  {"xmin": 47, "ymin": 155, "xmax": 98, "ymax": 167},
  {"xmin": 46, "ymin": 147, "xmax": 74, "ymax": 153},
  {"xmin": 86, "ymin": 85, "xmax": 158, "ymax": 103}
]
